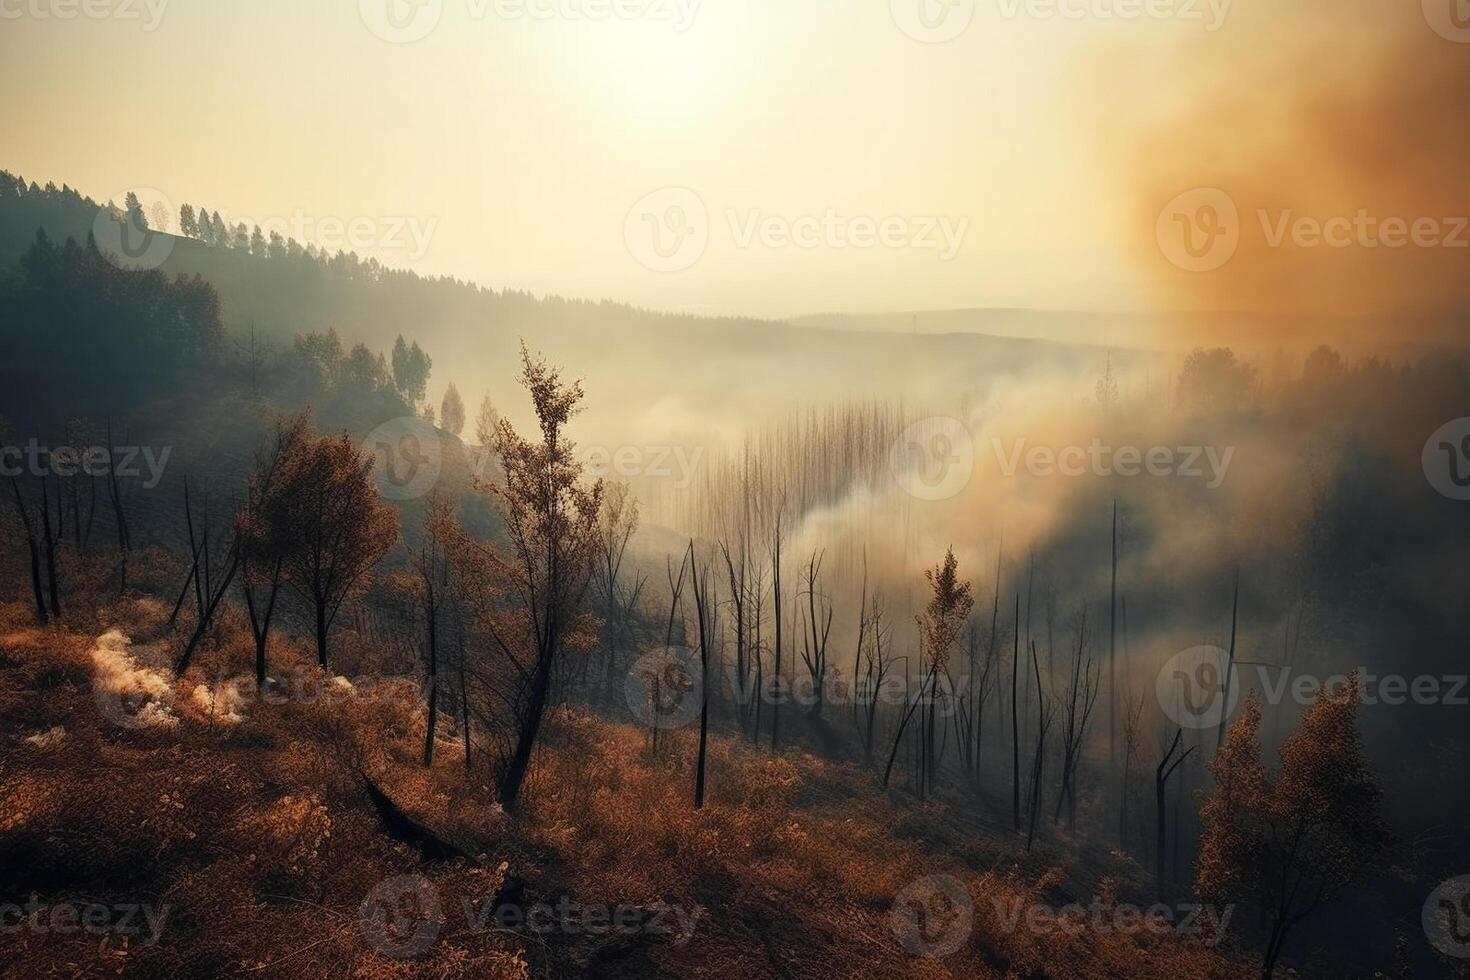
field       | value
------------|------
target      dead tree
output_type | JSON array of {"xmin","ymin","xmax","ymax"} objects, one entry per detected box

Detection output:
[
  {"xmin": 415, "ymin": 495, "xmax": 453, "ymax": 766},
  {"xmin": 1108, "ymin": 500, "xmax": 1118, "ymax": 769},
  {"xmin": 1055, "ymin": 607, "xmax": 1101, "ymax": 828},
  {"xmin": 770, "ymin": 513, "xmax": 784, "ymax": 752},
  {"xmin": 1011, "ymin": 593, "xmax": 1021, "ymax": 832},
  {"xmin": 62, "ymin": 419, "xmax": 92, "ymax": 554},
  {"xmin": 749, "ymin": 561, "xmax": 767, "ymax": 743},
  {"xmin": 1216, "ymin": 569, "xmax": 1240, "ymax": 752},
  {"xmin": 893, "ymin": 549, "xmax": 972, "ymax": 798},
  {"xmin": 1155, "ymin": 727, "xmax": 1195, "ymax": 889},
  {"xmin": 454, "ymin": 610, "xmax": 472, "ymax": 773},
  {"xmin": 797, "ymin": 549, "xmax": 833, "ymax": 720},
  {"xmin": 882, "ymin": 664, "xmax": 934, "ymax": 789},
  {"xmin": 184, "ymin": 477, "xmax": 206, "ymax": 621},
  {"xmin": 167, "ymin": 536, "xmax": 205, "ymax": 630},
  {"xmin": 688, "ymin": 542, "xmax": 718, "ymax": 808},
  {"xmin": 1022, "ymin": 551, "xmax": 1034, "ymax": 758},
  {"xmin": 595, "ymin": 483, "xmax": 643, "ymax": 708},
  {"xmin": 850, "ymin": 554, "xmax": 869, "ymax": 741},
  {"xmin": 856, "ymin": 594, "xmax": 893, "ymax": 764},
  {"xmin": 104, "ymin": 420, "xmax": 131, "ymax": 594},
  {"xmin": 38, "ymin": 475, "xmax": 62, "ymax": 618},
  {"xmin": 720, "ymin": 538, "xmax": 753, "ymax": 726},
  {"xmin": 655, "ymin": 549, "xmax": 691, "ymax": 755},
  {"xmin": 1120, "ymin": 693, "xmax": 1145, "ymax": 849},
  {"xmin": 175, "ymin": 535, "xmax": 241, "ymax": 673},
  {"xmin": 954, "ymin": 608, "xmax": 1000, "ymax": 785},
  {"xmin": 1025, "ymin": 641, "xmax": 1054, "ymax": 852},
  {"xmin": 8, "ymin": 476, "xmax": 50, "ymax": 624}
]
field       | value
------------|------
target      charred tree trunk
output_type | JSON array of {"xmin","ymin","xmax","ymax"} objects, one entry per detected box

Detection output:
[
  {"xmin": 242, "ymin": 556, "xmax": 283, "ymax": 685},
  {"xmin": 1155, "ymin": 728, "xmax": 1194, "ymax": 892},
  {"xmin": 168, "ymin": 541, "xmax": 203, "ymax": 630},
  {"xmin": 690, "ymin": 544, "xmax": 713, "ymax": 808},
  {"xmin": 314, "ymin": 598, "xmax": 330, "ymax": 668},
  {"xmin": 1109, "ymin": 500, "xmax": 1118, "ymax": 770},
  {"xmin": 423, "ymin": 600, "xmax": 439, "ymax": 766},
  {"xmin": 105, "ymin": 420, "xmax": 130, "ymax": 595},
  {"xmin": 499, "ymin": 634, "xmax": 556, "ymax": 812},
  {"xmin": 40, "ymin": 475, "xmax": 63, "ymax": 618},
  {"xmin": 770, "ymin": 518, "xmax": 783, "ymax": 753},
  {"xmin": 175, "ymin": 547, "xmax": 240, "ymax": 673},
  {"xmin": 1011, "ymin": 594, "xmax": 1021, "ymax": 833},
  {"xmin": 1216, "ymin": 570, "xmax": 1240, "ymax": 752},
  {"xmin": 9, "ymin": 478, "xmax": 49, "ymax": 624},
  {"xmin": 457, "ymin": 622, "xmax": 472, "ymax": 774}
]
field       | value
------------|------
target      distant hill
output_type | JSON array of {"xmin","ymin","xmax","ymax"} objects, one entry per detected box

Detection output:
[
  {"xmin": 793, "ymin": 307, "xmax": 1465, "ymax": 357},
  {"xmin": 0, "ymin": 170, "xmax": 1167, "ymax": 487}
]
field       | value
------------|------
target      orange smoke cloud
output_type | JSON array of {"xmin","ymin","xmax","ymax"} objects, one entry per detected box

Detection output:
[{"xmin": 1092, "ymin": 3, "xmax": 1470, "ymax": 348}]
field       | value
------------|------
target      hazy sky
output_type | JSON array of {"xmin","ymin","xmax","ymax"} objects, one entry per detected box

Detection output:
[
  {"xmin": 1, "ymin": 0, "xmax": 1460, "ymax": 328},
  {"xmin": 0, "ymin": 0, "xmax": 1188, "ymax": 318}
]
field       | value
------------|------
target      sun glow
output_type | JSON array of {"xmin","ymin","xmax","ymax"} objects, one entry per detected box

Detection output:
[{"xmin": 551, "ymin": 11, "xmax": 756, "ymax": 126}]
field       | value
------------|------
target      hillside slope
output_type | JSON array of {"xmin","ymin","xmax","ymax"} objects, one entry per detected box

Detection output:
[{"xmin": 0, "ymin": 583, "xmax": 1245, "ymax": 979}]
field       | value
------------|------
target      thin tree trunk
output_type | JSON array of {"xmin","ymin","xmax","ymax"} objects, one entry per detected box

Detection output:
[
  {"xmin": 691, "ymin": 545, "xmax": 711, "ymax": 808},
  {"xmin": 105, "ymin": 420, "xmax": 130, "ymax": 595},
  {"xmin": 1217, "ymin": 569, "xmax": 1240, "ymax": 752},
  {"xmin": 771, "ymin": 519, "xmax": 783, "ymax": 752},
  {"xmin": 458, "ymin": 624, "xmax": 472, "ymax": 774},
  {"xmin": 315, "ymin": 599, "xmax": 330, "ymax": 668},
  {"xmin": 499, "ymin": 642, "xmax": 555, "ymax": 811},
  {"xmin": 10, "ymin": 479, "xmax": 49, "ymax": 624},
  {"xmin": 169, "ymin": 543, "xmax": 203, "ymax": 630},
  {"xmin": 1109, "ymin": 500, "xmax": 1118, "ymax": 770},
  {"xmin": 41, "ymin": 476, "xmax": 62, "ymax": 617},
  {"xmin": 1011, "ymin": 593, "xmax": 1021, "ymax": 832},
  {"xmin": 175, "ymin": 549, "xmax": 240, "ymax": 673},
  {"xmin": 423, "ymin": 595, "xmax": 439, "ymax": 766},
  {"xmin": 253, "ymin": 558, "xmax": 283, "ymax": 684}
]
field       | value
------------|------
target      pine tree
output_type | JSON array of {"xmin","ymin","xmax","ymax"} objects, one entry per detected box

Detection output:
[{"xmin": 440, "ymin": 382, "xmax": 465, "ymax": 437}]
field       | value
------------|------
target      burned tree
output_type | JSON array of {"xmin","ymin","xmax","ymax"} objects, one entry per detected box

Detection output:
[
  {"xmin": 770, "ymin": 513, "xmax": 784, "ymax": 752},
  {"xmin": 1054, "ymin": 606, "xmax": 1100, "ymax": 828},
  {"xmin": 1024, "ymin": 642, "xmax": 1054, "ymax": 852},
  {"xmin": 236, "ymin": 413, "xmax": 309, "ymax": 684},
  {"xmin": 8, "ymin": 474, "xmax": 53, "ymax": 623},
  {"xmin": 883, "ymin": 548, "xmax": 972, "ymax": 795},
  {"xmin": 797, "ymin": 549, "xmax": 833, "ymax": 720},
  {"xmin": 1155, "ymin": 726, "xmax": 1195, "ymax": 890},
  {"xmin": 414, "ymin": 493, "xmax": 455, "ymax": 766},
  {"xmin": 475, "ymin": 346, "xmax": 604, "ymax": 811},
  {"xmin": 853, "ymin": 580, "xmax": 896, "ymax": 766},
  {"xmin": 104, "ymin": 419, "xmax": 131, "ymax": 594},
  {"xmin": 269, "ymin": 430, "xmax": 398, "ymax": 669},
  {"xmin": 688, "ymin": 542, "xmax": 718, "ymax": 808},
  {"xmin": 594, "ymin": 483, "xmax": 645, "ymax": 708}
]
